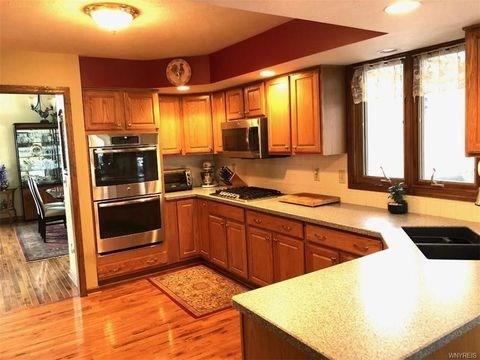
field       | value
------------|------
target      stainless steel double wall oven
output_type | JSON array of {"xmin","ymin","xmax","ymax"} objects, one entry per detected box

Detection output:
[{"xmin": 89, "ymin": 134, "xmax": 163, "ymax": 254}]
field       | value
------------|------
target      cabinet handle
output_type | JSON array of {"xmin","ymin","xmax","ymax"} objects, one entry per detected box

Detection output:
[
  {"xmin": 331, "ymin": 257, "xmax": 337, "ymax": 263},
  {"xmin": 265, "ymin": 236, "xmax": 271, "ymax": 241},
  {"xmin": 202, "ymin": 202, "xmax": 207, "ymax": 207},
  {"xmin": 314, "ymin": 233, "xmax": 327, "ymax": 241},
  {"xmin": 282, "ymin": 225, "xmax": 292, "ymax": 232},
  {"xmin": 127, "ymin": 123, "xmax": 132, "ymax": 127},
  {"xmin": 353, "ymin": 243, "xmax": 369, "ymax": 252},
  {"xmin": 285, "ymin": 145, "xmax": 289, "ymax": 149},
  {"xmin": 146, "ymin": 258, "xmax": 157, "ymax": 265},
  {"xmin": 254, "ymin": 218, "xmax": 262, "ymax": 224},
  {"xmin": 111, "ymin": 267, "xmax": 120, "ymax": 273},
  {"xmin": 273, "ymin": 236, "xmax": 278, "ymax": 242}
]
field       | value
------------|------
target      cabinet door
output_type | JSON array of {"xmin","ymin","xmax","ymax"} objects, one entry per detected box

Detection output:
[
  {"xmin": 177, "ymin": 199, "xmax": 197, "ymax": 259},
  {"xmin": 209, "ymin": 214, "xmax": 228, "ymax": 269},
  {"xmin": 124, "ymin": 91, "xmax": 159, "ymax": 131},
  {"xmin": 211, "ymin": 92, "xmax": 226, "ymax": 153},
  {"xmin": 196, "ymin": 199, "xmax": 210, "ymax": 259},
  {"xmin": 226, "ymin": 220, "xmax": 248, "ymax": 279},
  {"xmin": 247, "ymin": 227, "xmax": 274, "ymax": 286},
  {"xmin": 159, "ymin": 96, "xmax": 183, "ymax": 155},
  {"xmin": 244, "ymin": 83, "xmax": 265, "ymax": 117},
  {"xmin": 225, "ymin": 88, "xmax": 244, "ymax": 120},
  {"xmin": 273, "ymin": 234, "xmax": 304, "ymax": 282},
  {"xmin": 83, "ymin": 90, "xmax": 125, "ymax": 131},
  {"xmin": 305, "ymin": 244, "xmax": 339, "ymax": 273},
  {"xmin": 182, "ymin": 95, "xmax": 213, "ymax": 153},
  {"xmin": 340, "ymin": 252, "xmax": 358, "ymax": 263},
  {"xmin": 290, "ymin": 70, "xmax": 321, "ymax": 153},
  {"xmin": 265, "ymin": 76, "xmax": 291, "ymax": 154},
  {"xmin": 466, "ymin": 27, "xmax": 480, "ymax": 155},
  {"xmin": 164, "ymin": 200, "xmax": 180, "ymax": 264}
]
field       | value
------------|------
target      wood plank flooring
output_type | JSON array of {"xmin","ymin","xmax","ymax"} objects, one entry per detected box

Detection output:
[
  {"xmin": 0, "ymin": 223, "xmax": 78, "ymax": 313},
  {"xmin": 0, "ymin": 279, "xmax": 242, "ymax": 359}
]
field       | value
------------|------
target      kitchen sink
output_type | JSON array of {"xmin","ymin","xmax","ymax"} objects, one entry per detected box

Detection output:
[{"xmin": 402, "ymin": 227, "xmax": 480, "ymax": 260}]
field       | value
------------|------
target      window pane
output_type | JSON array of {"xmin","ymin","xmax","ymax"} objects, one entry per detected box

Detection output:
[
  {"xmin": 418, "ymin": 49, "xmax": 475, "ymax": 184},
  {"xmin": 364, "ymin": 62, "xmax": 404, "ymax": 178}
]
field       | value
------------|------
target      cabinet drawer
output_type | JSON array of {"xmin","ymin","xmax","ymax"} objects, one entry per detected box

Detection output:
[
  {"xmin": 305, "ymin": 224, "xmax": 382, "ymax": 256},
  {"xmin": 247, "ymin": 211, "xmax": 303, "ymax": 238},
  {"xmin": 208, "ymin": 201, "xmax": 245, "ymax": 222}
]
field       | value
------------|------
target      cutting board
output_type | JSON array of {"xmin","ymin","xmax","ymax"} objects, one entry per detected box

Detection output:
[{"xmin": 279, "ymin": 193, "xmax": 340, "ymax": 207}]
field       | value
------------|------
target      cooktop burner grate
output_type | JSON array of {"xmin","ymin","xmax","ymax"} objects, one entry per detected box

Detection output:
[{"xmin": 211, "ymin": 186, "xmax": 282, "ymax": 201}]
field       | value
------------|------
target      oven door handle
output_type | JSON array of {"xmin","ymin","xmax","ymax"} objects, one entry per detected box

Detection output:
[
  {"xmin": 94, "ymin": 146, "xmax": 157, "ymax": 154},
  {"xmin": 98, "ymin": 195, "xmax": 160, "ymax": 208}
]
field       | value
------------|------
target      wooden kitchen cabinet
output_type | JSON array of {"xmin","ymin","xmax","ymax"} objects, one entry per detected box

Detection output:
[
  {"xmin": 208, "ymin": 214, "xmax": 228, "ymax": 269},
  {"xmin": 265, "ymin": 75, "xmax": 291, "ymax": 154},
  {"xmin": 273, "ymin": 234, "xmax": 304, "ymax": 282},
  {"xmin": 465, "ymin": 24, "xmax": 480, "ymax": 155},
  {"xmin": 226, "ymin": 220, "xmax": 248, "ymax": 278},
  {"xmin": 159, "ymin": 96, "xmax": 183, "ymax": 155},
  {"xmin": 196, "ymin": 199, "xmax": 210, "ymax": 259},
  {"xmin": 182, "ymin": 95, "xmax": 213, "ymax": 154},
  {"xmin": 83, "ymin": 89, "xmax": 126, "ymax": 131},
  {"xmin": 225, "ymin": 88, "xmax": 244, "ymax": 120},
  {"xmin": 177, "ymin": 199, "xmax": 197, "ymax": 259},
  {"xmin": 306, "ymin": 243, "xmax": 339, "ymax": 272},
  {"xmin": 124, "ymin": 91, "xmax": 159, "ymax": 131},
  {"xmin": 243, "ymin": 82, "xmax": 266, "ymax": 117},
  {"xmin": 290, "ymin": 70, "xmax": 321, "ymax": 153},
  {"xmin": 211, "ymin": 92, "xmax": 226, "ymax": 153},
  {"xmin": 340, "ymin": 252, "xmax": 358, "ymax": 263},
  {"xmin": 83, "ymin": 89, "xmax": 159, "ymax": 132},
  {"xmin": 248, "ymin": 227, "xmax": 274, "ymax": 286}
]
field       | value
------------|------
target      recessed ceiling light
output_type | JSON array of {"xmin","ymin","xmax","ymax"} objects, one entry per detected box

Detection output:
[
  {"xmin": 260, "ymin": 70, "xmax": 276, "ymax": 78},
  {"xmin": 378, "ymin": 48, "xmax": 399, "ymax": 54},
  {"xmin": 83, "ymin": 3, "xmax": 140, "ymax": 32},
  {"xmin": 384, "ymin": 0, "xmax": 421, "ymax": 15},
  {"xmin": 177, "ymin": 85, "xmax": 190, "ymax": 91}
]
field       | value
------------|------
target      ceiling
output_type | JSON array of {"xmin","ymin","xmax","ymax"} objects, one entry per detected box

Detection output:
[{"xmin": 0, "ymin": 0, "xmax": 289, "ymax": 59}]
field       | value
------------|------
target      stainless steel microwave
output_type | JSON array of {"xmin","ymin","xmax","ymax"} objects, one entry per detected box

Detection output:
[{"xmin": 221, "ymin": 117, "xmax": 271, "ymax": 159}]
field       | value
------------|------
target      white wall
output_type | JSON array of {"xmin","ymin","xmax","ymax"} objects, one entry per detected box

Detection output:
[
  {"xmin": 0, "ymin": 93, "xmax": 57, "ymax": 217},
  {"xmin": 217, "ymin": 153, "xmax": 480, "ymax": 222}
]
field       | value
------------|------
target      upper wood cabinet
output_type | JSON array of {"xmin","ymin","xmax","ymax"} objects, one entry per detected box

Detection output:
[
  {"xmin": 177, "ymin": 199, "xmax": 197, "ymax": 259},
  {"xmin": 266, "ymin": 76, "xmax": 291, "ymax": 154},
  {"xmin": 182, "ymin": 95, "xmax": 213, "ymax": 154},
  {"xmin": 465, "ymin": 25, "xmax": 480, "ymax": 155},
  {"xmin": 290, "ymin": 71, "xmax": 321, "ymax": 153},
  {"xmin": 83, "ymin": 90, "xmax": 125, "ymax": 131},
  {"xmin": 244, "ymin": 83, "xmax": 266, "ymax": 117},
  {"xmin": 83, "ymin": 89, "xmax": 159, "ymax": 132},
  {"xmin": 124, "ymin": 91, "xmax": 159, "ymax": 131},
  {"xmin": 225, "ymin": 88, "xmax": 245, "ymax": 120},
  {"xmin": 158, "ymin": 96, "xmax": 183, "ymax": 155},
  {"xmin": 211, "ymin": 92, "xmax": 226, "ymax": 153}
]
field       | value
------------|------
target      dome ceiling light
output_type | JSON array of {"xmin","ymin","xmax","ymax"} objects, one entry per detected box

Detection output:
[
  {"xmin": 384, "ymin": 1, "xmax": 421, "ymax": 15},
  {"xmin": 83, "ymin": 3, "xmax": 140, "ymax": 32}
]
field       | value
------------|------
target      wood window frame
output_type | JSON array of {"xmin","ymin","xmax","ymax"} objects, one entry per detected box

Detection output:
[{"xmin": 347, "ymin": 39, "xmax": 479, "ymax": 202}]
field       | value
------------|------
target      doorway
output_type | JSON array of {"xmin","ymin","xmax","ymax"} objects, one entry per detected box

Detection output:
[{"xmin": 0, "ymin": 86, "xmax": 86, "ymax": 313}]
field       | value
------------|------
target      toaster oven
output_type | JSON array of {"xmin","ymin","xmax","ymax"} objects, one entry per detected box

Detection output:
[{"xmin": 164, "ymin": 168, "xmax": 193, "ymax": 193}]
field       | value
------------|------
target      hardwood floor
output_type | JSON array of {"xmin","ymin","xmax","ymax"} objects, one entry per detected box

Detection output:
[
  {"xmin": 0, "ymin": 223, "xmax": 78, "ymax": 314},
  {"xmin": 0, "ymin": 279, "xmax": 242, "ymax": 359}
]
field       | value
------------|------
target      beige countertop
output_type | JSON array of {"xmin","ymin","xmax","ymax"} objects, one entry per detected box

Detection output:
[{"xmin": 164, "ymin": 188, "xmax": 480, "ymax": 359}]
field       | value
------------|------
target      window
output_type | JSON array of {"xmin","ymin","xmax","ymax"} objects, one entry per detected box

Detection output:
[
  {"xmin": 348, "ymin": 41, "xmax": 479, "ymax": 201},
  {"xmin": 414, "ymin": 46, "xmax": 475, "ymax": 184}
]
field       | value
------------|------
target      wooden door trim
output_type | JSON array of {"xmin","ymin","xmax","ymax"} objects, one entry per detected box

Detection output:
[{"xmin": 0, "ymin": 84, "xmax": 87, "ymax": 296}]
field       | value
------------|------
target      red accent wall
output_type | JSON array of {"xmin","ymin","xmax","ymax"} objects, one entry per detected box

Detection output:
[{"xmin": 79, "ymin": 19, "xmax": 383, "ymax": 88}]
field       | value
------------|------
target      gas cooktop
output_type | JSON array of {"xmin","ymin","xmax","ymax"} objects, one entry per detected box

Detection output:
[{"xmin": 211, "ymin": 186, "xmax": 282, "ymax": 201}]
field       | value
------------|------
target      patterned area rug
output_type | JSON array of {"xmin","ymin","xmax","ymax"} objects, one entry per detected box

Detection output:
[
  {"xmin": 15, "ymin": 222, "xmax": 68, "ymax": 262},
  {"xmin": 149, "ymin": 265, "xmax": 248, "ymax": 318}
]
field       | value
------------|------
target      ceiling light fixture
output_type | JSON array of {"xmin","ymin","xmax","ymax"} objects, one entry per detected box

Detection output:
[
  {"xmin": 177, "ymin": 85, "xmax": 190, "ymax": 91},
  {"xmin": 378, "ymin": 48, "xmax": 399, "ymax": 54},
  {"xmin": 83, "ymin": 3, "xmax": 140, "ymax": 32},
  {"xmin": 260, "ymin": 70, "xmax": 276, "ymax": 78},
  {"xmin": 384, "ymin": 0, "xmax": 421, "ymax": 15}
]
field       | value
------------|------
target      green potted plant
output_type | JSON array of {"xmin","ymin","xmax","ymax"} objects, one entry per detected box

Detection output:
[
  {"xmin": 0, "ymin": 165, "xmax": 9, "ymax": 190},
  {"xmin": 388, "ymin": 182, "xmax": 408, "ymax": 214}
]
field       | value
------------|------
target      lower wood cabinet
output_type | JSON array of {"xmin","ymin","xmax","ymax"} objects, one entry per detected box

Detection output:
[
  {"xmin": 209, "ymin": 214, "xmax": 228, "ymax": 268},
  {"xmin": 226, "ymin": 220, "xmax": 248, "ymax": 278},
  {"xmin": 306, "ymin": 243, "xmax": 339, "ymax": 272},
  {"xmin": 273, "ymin": 234, "xmax": 304, "ymax": 282},
  {"xmin": 196, "ymin": 199, "xmax": 210, "ymax": 259},
  {"xmin": 177, "ymin": 199, "xmax": 197, "ymax": 259},
  {"xmin": 248, "ymin": 227, "xmax": 274, "ymax": 286},
  {"xmin": 340, "ymin": 252, "xmax": 358, "ymax": 263}
]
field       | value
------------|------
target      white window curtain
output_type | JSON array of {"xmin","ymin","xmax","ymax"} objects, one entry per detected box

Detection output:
[
  {"xmin": 413, "ymin": 44, "xmax": 465, "ymax": 97},
  {"xmin": 351, "ymin": 59, "xmax": 403, "ymax": 104}
]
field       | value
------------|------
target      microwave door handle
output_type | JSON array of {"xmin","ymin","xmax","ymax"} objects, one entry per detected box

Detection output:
[
  {"xmin": 98, "ymin": 195, "xmax": 159, "ymax": 208},
  {"xmin": 94, "ymin": 146, "xmax": 157, "ymax": 154},
  {"xmin": 245, "ymin": 128, "xmax": 250, "ymax": 150}
]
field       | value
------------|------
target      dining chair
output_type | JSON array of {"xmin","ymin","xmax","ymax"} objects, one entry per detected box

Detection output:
[{"xmin": 27, "ymin": 177, "xmax": 66, "ymax": 242}]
